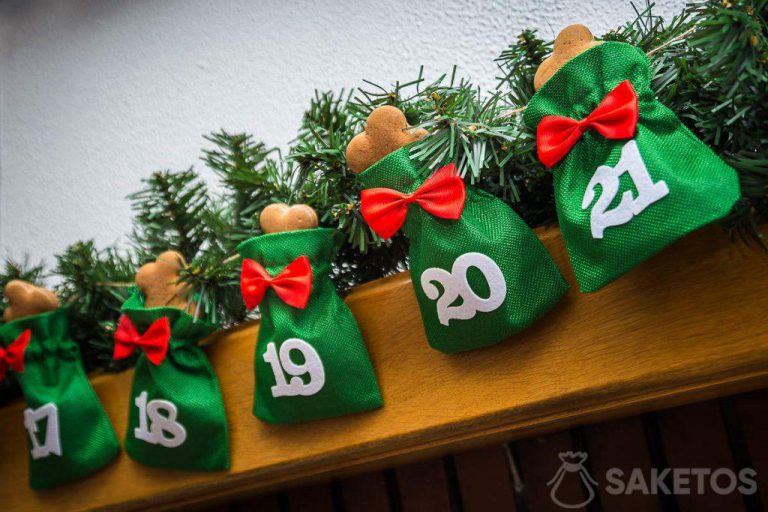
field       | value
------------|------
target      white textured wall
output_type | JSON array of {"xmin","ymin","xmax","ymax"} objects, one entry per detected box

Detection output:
[{"xmin": 0, "ymin": 0, "xmax": 686, "ymax": 265}]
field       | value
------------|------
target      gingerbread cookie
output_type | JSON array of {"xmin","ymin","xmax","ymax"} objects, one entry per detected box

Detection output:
[
  {"xmin": 135, "ymin": 250, "xmax": 192, "ymax": 309},
  {"xmin": 345, "ymin": 105, "xmax": 428, "ymax": 174},
  {"xmin": 534, "ymin": 24, "xmax": 602, "ymax": 90},
  {"xmin": 3, "ymin": 280, "xmax": 59, "ymax": 322},
  {"xmin": 259, "ymin": 203, "xmax": 319, "ymax": 234}
]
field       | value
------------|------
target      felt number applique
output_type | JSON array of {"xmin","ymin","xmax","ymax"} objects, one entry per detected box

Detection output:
[
  {"xmin": 134, "ymin": 391, "xmax": 187, "ymax": 448},
  {"xmin": 263, "ymin": 338, "xmax": 325, "ymax": 397},
  {"xmin": 420, "ymin": 252, "xmax": 507, "ymax": 326},
  {"xmin": 24, "ymin": 403, "xmax": 62, "ymax": 460},
  {"xmin": 582, "ymin": 140, "xmax": 669, "ymax": 239}
]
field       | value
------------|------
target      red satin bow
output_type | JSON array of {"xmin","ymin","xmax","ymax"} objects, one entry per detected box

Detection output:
[
  {"xmin": 536, "ymin": 80, "xmax": 639, "ymax": 168},
  {"xmin": 0, "ymin": 329, "xmax": 30, "ymax": 381},
  {"xmin": 241, "ymin": 256, "xmax": 313, "ymax": 310},
  {"xmin": 113, "ymin": 315, "xmax": 171, "ymax": 366},
  {"xmin": 360, "ymin": 163, "xmax": 466, "ymax": 239}
]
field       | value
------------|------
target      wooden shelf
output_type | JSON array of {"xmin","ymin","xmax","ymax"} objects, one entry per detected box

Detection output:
[{"xmin": 2, "ymin": 226, "xmax": 768, "ymax": 511}]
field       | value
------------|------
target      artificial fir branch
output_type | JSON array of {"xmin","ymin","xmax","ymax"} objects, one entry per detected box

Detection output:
[
  {"xmin": 54, "ymin": 241, "xmax": 137, "ymax": 372},
  {"xmin": 128, "ymin": 169, "xmax": 211, "ymax": 262},
  {"xmin": 176, "ymin": 133, "xmax": 290, "ymax": 327},
  {"xmin": 495, "ymin": 29, "xmax": 552, "ymax": 107},
  {"xmin": 201, "ymin": 130, "xmax": 284, "ymax": 246},
  {"xmin": 289, "ymin": 90, "xmax": 408, "ymax": 289},
  {"xmin": 351, "ymin": 69, "xmax": 557, "ymax": 225}
]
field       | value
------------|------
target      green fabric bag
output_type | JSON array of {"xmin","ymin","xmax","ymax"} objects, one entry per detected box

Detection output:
[
  {"xmin": 524, "ymin": 42, "xmax": 741, "ymax": 292},
  {"xmin": 237, "ymin": 228, "xmax": 382, "ymax": 424},
  {"xmin": 119, "ymin": 292, "xmax": 229, "ymax": 471},
  {"xmin": 0, "ymin": 309, "xmax": 119, "ymax": 489},
  {"xmin": 357, "ymin": 148, "xmax": 569, "ymax": 354}
]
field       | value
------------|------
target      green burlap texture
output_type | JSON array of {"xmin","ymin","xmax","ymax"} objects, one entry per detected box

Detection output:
[
  {"xmin": 121, "ymin": 292, "xmax": 229, "ymax": 471},
  {"xmin": 0, "ymin": 309, "xmax": 119, "ymax": 489},
  {"xmin": 524, "ymin": 42, "xmax": 740, "ymax": 292},
  {"xmin": 357, "ymin": 148, "xmax": 568, "ymax": 353},
  {"xmin": 237, "ymin": 228, "xmax": 382, "ymax": 424}
]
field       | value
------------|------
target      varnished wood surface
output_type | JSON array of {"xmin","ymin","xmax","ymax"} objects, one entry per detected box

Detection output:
[
  {"xmin": 1, "ymin": 226, "xmax": 768, "ymax": 511},
  {"xmin": 225, "ymin": 394, "xmax": 764, "ymax": 511}
]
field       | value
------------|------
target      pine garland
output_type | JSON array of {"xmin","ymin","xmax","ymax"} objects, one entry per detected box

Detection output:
[{"xmin": 1, "ymin": 1, "xmax": 766, "ymax": 391}]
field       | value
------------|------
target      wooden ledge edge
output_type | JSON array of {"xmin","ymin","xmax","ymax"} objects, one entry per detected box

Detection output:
[{"xmin": 132, "ymin": 361, "xmax": 768, "ymax": 512}]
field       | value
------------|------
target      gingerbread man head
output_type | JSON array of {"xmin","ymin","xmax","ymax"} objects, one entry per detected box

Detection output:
[
  {"xmin": 534, "ymin": 24, "xmax": 602, "ymax": 90},
  {"xmin": 259, "ymin": 203, "xmax": 319, "ymax": 234},
  {"xmin": 3, "ymin": 280, "xmax": 59, "ymax": 322},
  {"xmin": 135, "ymin": 250, "xmax": 192, "ymax": 310},
  {"xmin": 345, "ymin": 106, "xmax": 428, "ymax": 174}
]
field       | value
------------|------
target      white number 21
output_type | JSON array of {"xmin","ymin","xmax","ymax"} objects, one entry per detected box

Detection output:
[
  {"xmin": 582, "ymin": 140, "xmax": 668, "ymax": 239},
  {"xmin": 263, "ymin": 338, "xmax": 325, "ymax": 398}
]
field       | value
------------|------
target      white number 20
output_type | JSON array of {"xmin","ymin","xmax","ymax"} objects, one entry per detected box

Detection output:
[{"xmin": 263, "ymin": 338, "xmax": 325, "ymax": 398}]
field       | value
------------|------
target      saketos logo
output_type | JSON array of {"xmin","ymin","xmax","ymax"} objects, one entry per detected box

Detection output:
[
  {"xmin": 605, "ymin": 467, "xmax": 757, "ymax": 497},
  {"xmin": 547, "ymin": 451, "xmax": 757, "ymax": 509},
  {"xmin": 547, "ymin": 452, "xmax": 598, "ymax": 509}
]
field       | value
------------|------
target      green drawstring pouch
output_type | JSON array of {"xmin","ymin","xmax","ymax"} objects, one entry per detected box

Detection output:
[
  {"xmin": 116, "ymin": 292, "xmax": 229, "ymax": 471},
  {"xmin": 524, "ymin": 42, "xmax": 740, "ymax": 292},
  {"xmin": 0, "ymin": 309, "xmax": 119, "ymax": 489},
  {"xmin": 237, "ymin": 228, "xmax": 382, "ymax": 424},
  {"xmin": 357, "ymin": 148, "xmax": 569, "ymax": 354}
]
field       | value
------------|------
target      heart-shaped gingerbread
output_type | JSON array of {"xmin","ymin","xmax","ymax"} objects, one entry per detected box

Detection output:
[
  {"xmin": 534, "ymin": 24, "xmax": 602, "ymax": 90},
  {"xmin": 135, "ymin": 250, "xmax": 192, "ymax": 310},
  {"xmin": 259, "ymin": 203, "xmax": 319, "ymax": 234},
  {"xmin": 3, "ymin": 280, "xmax": 59, "ymax": 322},
  {"xmin": 346, "ymin": 106, "xmax": 428, "ymax": 174}
]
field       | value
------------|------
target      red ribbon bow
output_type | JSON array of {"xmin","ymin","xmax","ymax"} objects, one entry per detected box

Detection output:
[
  {"xmin": 360, "ymin": 163, "xmax": 467, "ymax": 239},
  {"xmin": 113, "ymin": 315, "xmax": 171, "ymax": 366},
  {"xmin": 240, "ymin": 255, "xmax": 313, "ymax": 310},
  {"xmin": 0, "ymin": 329, "xmax": 30, "ymax": 381},
  {"xmin": 536, "ymin": 80, "xmax": 639, "ymax": 168}
]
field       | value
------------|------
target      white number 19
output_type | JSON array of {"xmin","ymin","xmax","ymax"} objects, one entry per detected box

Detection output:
[{"xmin": 263, "ymin": 338, "xmax": 325, "ymax": 398}]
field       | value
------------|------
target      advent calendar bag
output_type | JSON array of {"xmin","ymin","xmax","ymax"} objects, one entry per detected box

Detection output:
[
  {"xmin": 0, "ymin": 309, "xmax": 119, "ymax": 489},
  {"xmin": 115, "ymin": 292, "xmax": 229, "ymax": 471},
  {"xmin": 237, "ymin": 228, "xmax": 382, "ymax": 424},
  {"xmin": 358, "ymin": 148, "xmax": 568, "ymax": 353},
  {"xmin": 524, "ymin": 42, "xmax": 741, "ymax": 292}
]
